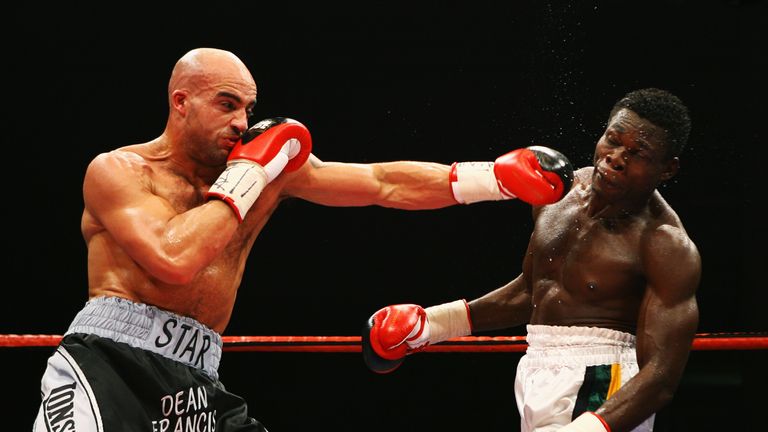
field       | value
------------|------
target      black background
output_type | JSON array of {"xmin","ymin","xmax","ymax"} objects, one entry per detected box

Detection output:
[{"xmin": 5, "ymin": 0, "xmax": 767, "ymax": 430}]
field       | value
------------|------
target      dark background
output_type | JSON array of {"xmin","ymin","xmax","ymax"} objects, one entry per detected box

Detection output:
[{"xmin": 5, "ymin": 0, "xmax": 766, "ymax": 430}]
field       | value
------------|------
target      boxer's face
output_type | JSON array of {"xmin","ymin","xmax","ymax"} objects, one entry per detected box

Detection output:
[
  {"xmin": 183, "ymin": 73, "xmax": 257, "ymax": 167},
  {"xmin": 591, "ymin": 109, "xmax": 678, "ymax": 200}
]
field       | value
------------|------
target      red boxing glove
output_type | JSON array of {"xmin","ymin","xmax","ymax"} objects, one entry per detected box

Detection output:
[
  {"xmin": 230, "ymin": 117, "xmax": 312, "ymax": 177},
  {"xmin": 362, "ymin": 300, "xmax": 472, "ymax": 374},
  {"xmin": 450, "ymin": 146, "xmax": 573, "ymax": 206},
  {"xmin": 206, "ymin": 117, "xmax": 312, "ymax": 221},
  {"xmin": 362, "ymin": 304, "xmax": 428, "ymax": 374}
]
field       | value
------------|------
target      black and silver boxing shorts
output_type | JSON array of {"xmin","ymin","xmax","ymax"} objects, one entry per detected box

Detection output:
[{"xmin": 33, "ymin": 296, "xmax": 267, "ymax": 432}]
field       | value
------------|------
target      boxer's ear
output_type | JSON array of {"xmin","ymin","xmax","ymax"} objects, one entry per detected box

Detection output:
[{"xmin": 660, "ymin": 156, "xmax": 679, "ymax": 182}]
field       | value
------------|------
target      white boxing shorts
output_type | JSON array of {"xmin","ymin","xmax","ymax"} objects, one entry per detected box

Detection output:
[{"xmin": 514, "ymin": 325, "xmax": 655, "ymax": 432}]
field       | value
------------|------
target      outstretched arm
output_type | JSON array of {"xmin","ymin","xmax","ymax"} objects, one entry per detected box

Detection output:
[
  {"xmin": 282, "ymin": 145, "xmax": 573, "ymax": 210},
  {"xmin": 361, "ymin": 239, "xmax": 534, "ymax": 373},
  {"xmin": 593, "ymin": 226, "xmax": 701, "ymax": 432},
  {"xmin": 84, "ymin": 151, "xmax": 240, "ymax": 285},
  {"xmin": 361, "ymin": 273, "xmax": 533, "ymax": 374},
  {"xmin": 282, "ymin": 154, "xmax": 457, "ymax": 209}
]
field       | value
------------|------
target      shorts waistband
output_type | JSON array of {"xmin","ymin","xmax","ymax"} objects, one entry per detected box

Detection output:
[
  {"xmin": 526, "ymin": 324, "xmax": 636, "ymax": 347},
  {"xmin": 522, "ymin": 325, "xmax": 637, "ymax": 366},
  {"xmin": 66, "ymin": 296, "xmax": 223, "ymax": 379}
]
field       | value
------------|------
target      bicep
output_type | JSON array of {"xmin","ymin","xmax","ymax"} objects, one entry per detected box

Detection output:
[
  {"xmin": 636, "ymin": 229, "xmax": 701, "ymax": 370},
  {"xmin": 84, "ymin": 154, "xmax": 177, "ymax": 261},
  {"xmin": 282, "ymin": 155, "xmax": 382, "ymax": 206}
]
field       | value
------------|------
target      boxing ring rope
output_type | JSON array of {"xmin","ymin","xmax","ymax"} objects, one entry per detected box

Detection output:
[{"xmin": 2, "ymin": 333, "xmax": 767, "ymax": 352}]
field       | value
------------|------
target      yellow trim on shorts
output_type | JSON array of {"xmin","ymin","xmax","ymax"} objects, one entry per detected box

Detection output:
[{"xmin": 606, "ymin": 363, "xmax": 622, "ymax": 399}]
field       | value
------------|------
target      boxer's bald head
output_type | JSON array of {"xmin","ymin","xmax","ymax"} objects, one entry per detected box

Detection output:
[{"xmin": 168, "ymin": 48, "xmax": 256, "ymax": 102}]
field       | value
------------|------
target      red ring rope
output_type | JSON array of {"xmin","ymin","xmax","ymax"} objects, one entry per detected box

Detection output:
[{"xmin": 1, "ymin": 333, "xmax": 766, "ymax": 352}]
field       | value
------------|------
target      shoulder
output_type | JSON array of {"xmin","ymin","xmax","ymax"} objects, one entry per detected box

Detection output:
[
  {"xmin": 574, "ymin": 167, "xmax": 593, "ymax": 179},
  {"xmin": 571, "ymin": 167, "xmax": 594, "ymax": 191},
  {"xmin": 641, "ymin": 193, "xmax": 699, "ymax": 264},
  {"xmin": 86, "ymin": 148, "xmax": 150, "ymax": 179},
  {"xmin": 642, "ymin": 223, "xmax": 699, "ymax": 259},
  {"xmin": 84, "ymin": 149, "xmax": 156, "ymax": 203},
  {"xmin": 640, "ymin": 212, "xmax": 702, "ymax": 295},
  {"xmin": 574, "ymin": 166, "xmax": 594, "ymax": 180}
]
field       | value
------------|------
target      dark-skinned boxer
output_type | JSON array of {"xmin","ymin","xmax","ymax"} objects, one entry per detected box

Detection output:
[{"xmin": 364, "ymin": 88, "xmax": 700, "ymax": 432}]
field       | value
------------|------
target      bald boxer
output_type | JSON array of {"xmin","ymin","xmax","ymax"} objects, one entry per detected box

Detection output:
[
  {"xmin": 33, "ymin": 47, "xmax": 573, "ymax": 432},
  {"xmin": 364, "ymin": 88, "xmax": 701, "ymax": 432}
]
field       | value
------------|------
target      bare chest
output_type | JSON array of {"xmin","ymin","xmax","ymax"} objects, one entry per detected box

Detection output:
[
  {"xmin": 150, "ymin": 170, "xmax": 207, "ymax": 214},
  {"xmin": 530, "ymin": 205, "xmax": 646, "ymax": 299}
]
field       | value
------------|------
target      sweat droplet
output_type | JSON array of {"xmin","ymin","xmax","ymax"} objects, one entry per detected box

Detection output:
[{"xmin": 588, "ymin": 282, "xmax": 596, "ymax": 290}]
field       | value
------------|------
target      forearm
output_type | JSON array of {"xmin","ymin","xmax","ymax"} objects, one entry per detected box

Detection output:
[
  {"xmin": 147, "ymin": 201, "xmax": 240, "ymax": 283},
  {"xmin": 596, "ymin": 295, "xmax": 698, "ymax": 431},
  {"xmin": 467, "ymin": 276, "xmax": 533, "ymax": 332},
  {"xmin": 595, "ymin": 361, "xmax": 682, "ymax": 432},
  {"xmin": 289, "ymin": 160, "xmax": 456, "ymax": 208},
  {"xmin": 369, "ymin": 161, "xmax": 456, "ymax": 209}
]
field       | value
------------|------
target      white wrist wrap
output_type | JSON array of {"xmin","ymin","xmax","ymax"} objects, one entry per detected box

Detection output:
[
  {"xmin": 425, "ymin": 300, "xmax": 472, "ymax": 344},
  {"xmin": 207, "ymin": 160, "xmax": 268, "ymax": 222},
  {"xmin": 559, "ymin": 412, "xmax": 610, "ymax": 432},
  {"xmin": 450, "ymin": 162, "xmax": 516, "ymax": 204}
]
